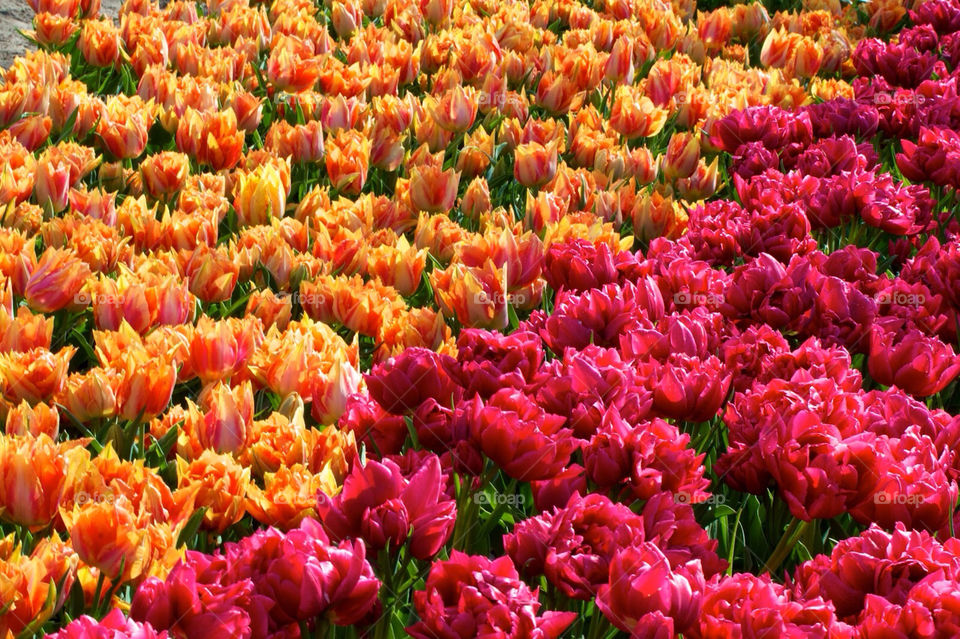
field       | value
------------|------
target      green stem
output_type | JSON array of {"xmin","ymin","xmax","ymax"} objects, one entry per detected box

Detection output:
[{"xmin": 763, "ymin": 517, "xmax": 812, "ymax": 576}]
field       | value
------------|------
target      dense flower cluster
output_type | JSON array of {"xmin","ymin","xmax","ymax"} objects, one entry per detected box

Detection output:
[{"xmin": 0, "ymin": 0, "xmax": 959, "ymax": 635}]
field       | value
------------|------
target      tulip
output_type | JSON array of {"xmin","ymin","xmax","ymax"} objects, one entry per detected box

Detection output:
[
  {"xmin": 325, "ymin": 129, "xmax": 371, "ymax": 196},
  {"xmin": 62, "ymin": 495, "xmax": 151, "ymax": 582},
  {"xmin": 317, "ymin": 455, "xmax": 456, "ymax": 559},
  {"xmin": 514, "ymin": 140, "xmax": 559, "ymax": 188},
  {"xmin": 115, "ymin": 355, "xmax": 177, "ymax": 423},
  {"xmin": 0, "ymin": 305, "xmax": 52, "ymax": 353},
  {"xmin": 234, "ymin": 164, "xmax": 287, "ymax": 227},
  {"xmin": 0, "ymin": 346, "xmax": 74, "ymax": 405},
  {"xmin": 265, "ymin": 120, "xmax": 324, "ymax": 164},
  {"xmin": 407, "ymin": 551, "xmax": 577, "ymax": 638},
  {"xmin": 610, "ymin": 87, "xmax": 669, "ymax": 139},
  {"xmin": 97, "ymin": 95, "xmax": 152, "ymax": 160},
  {"xmin": 868, "ymin": 326, "xmax": 960, "ymax": 397},
  {"xmin": 245, "ymin": 289, "xmax": 292, "ymax": 331},
  {"xmin": 177, "ymin": 451, "xmax": 250, "ymax": 533},
  {"xmin": 597, "ymin": 543, "xmax": 705, "ymax": 635},
  {"xmin": 185, "ymin": 245, "xmax": 240, "ymax": 304},
  {"xmin": 676, "ymin": 157, "xmax": 720, "ymax": 200},
  {"xmin": 311, "ymin": 354, "xmax": 363, "ymax": 425},
  {"xmin": 24, "ymin": 248, "xmax": 91, "ymax": 314},
  {"xmin": 430, "ymin": 260, "xmax": 510, "ymax": 331},
  {"xmin": 409, "ymin": 165, "xmax": 460, "ymax": 213},
  {"xmin": 56, "ymin": 369, "xmax": 117, "ymax": 422},
  {"xmin": 139, "ymin": 151, "xmax": 190, "ymax": 202},
  {"xmin": 365, "ymin": 347, "xmax": 460, "ymax": 415},
  {"xmin": 5, "ymin": 400, "xmax": 58, "ymax": 438},
  {"xmin": 429, "ymin": 85, "xmax": 478, "ymax": 133},
  {"xmin": 48, "ymin": 609, "xmax": 165, "ymax": 639},
  {"xmin": 0, "ymin": 433, "xmax": 85, "ymax": 528},
  {"xmin": 78, "ymin": 18, "xmax": 120, "ymax": 67},
  {"xmin": 661, "ymin": 132, "xmax": 701, "ymax": 181},
  {"xmin": 461, "ymin": 176, "xmax": 491, "ymax": 220},
  {"xmin": 197, "ymin": 381, "xmax": 254, "ymax": 454},
  {"xmin": 266, "ymin": 44, "xmax": 321, "ymax": 93},
  {"xmin": 365, "ymin": 235, "xmax": 428, "ymax": 296},
  {"xmin": 34, "ymin": 156, "xmax": 71, "ymax": 214},
  {"xmin": 604, "ymin": 35, "xmax": 635, "ymax": 85},
  {"xmin": 245, "ymin": 463, "xmax": 336, "ymax": 529},
  {"xmin": 462, "ymin": 388, "xmax": 576, "ymax": 481}
]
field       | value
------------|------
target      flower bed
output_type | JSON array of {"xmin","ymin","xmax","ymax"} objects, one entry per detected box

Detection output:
[{"xmin": 1, "ymin": 0, "xmax": 960, "ymax": 636}]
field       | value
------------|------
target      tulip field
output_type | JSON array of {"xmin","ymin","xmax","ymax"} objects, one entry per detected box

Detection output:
[{"xmin": 4, "ymin": 0, "xmax": 960, "ymax": 635}]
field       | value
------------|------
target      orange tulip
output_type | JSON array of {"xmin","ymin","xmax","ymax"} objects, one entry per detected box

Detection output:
[
  {"xmin": 9, "ymin": 114, "xmax": 52, "ymax": 151},
  {"xmin": 5, "ymin": 401, "xmax": 58, "ymax": 438},
  {"xmin": 114, "ymin": 354, "xmax": 176, "ymax": 422},
  {"xmin": 246, "ymin": 463, "xmax": 336, "ymax": 529},
  {"xmin": 376, "ymin": 306, "xmax": 451, "ymax": 359},
  {"xmin": 185, "ymin": 316, "xmax": 263, "ymax": 384},
  {"xmin": 325, "ymin": 129, "xmax": 371, "ymax": 196},
  {"xmin": 25, "ymin": 244, "xmax": 98, "ymax": 312},
  {"xmin": 0, "ymin": 306, "xmax": 52, "ymax": 353},
  {"xmin": 429, "ymin": 85, "xmax": 478, "ymax": 133},
  {"xmin": 184, "ymin": 244, "xmax": 239, "ymax": 303},
  {"xmin": 661, "ymin": 131, "xmax": 701, "ymax": 181},
  {"xmin": 55, "ymin": 369, "xmax": 117, "ymax": 422},
  {"xmin": 266, "ymin": 38, "xmax": 321, "ymax": 93},
  {"xmin": 245, "ymin": 402, "xmax": 309, "ymax": 475},
  {"xmin": 789, "ymin": 37, "xmax": 824, "ymax": 79},
  {"xmin": 176, "ymin": 451, "xmax": 249, "ymax": 532},
  {"xmin": 96, "ymin": 95, "xmax": 152, "ymax": 160},
  {"xmin": 265, "ymin": 119, "xmax": 325, "ymax": 164},
  {"xmin": 0, "ymin": 433, "xmax": 86, "ymax": 529},
  {"xmin": 514, "ymin": 140, "xmax": 559, "ymax": 188},
  {"xmin": 0, "ymin": 537, "xmax": 77, "ymax": 637},
  {"xmin": 604, "ymin": 35, "xmax": 635, "ymax": 85},
  {"xmin": 632, "ymin": 190, "xmax": 688, "ymax": 241},
  {"xmin": 234, "ymin": 164, "xmax": 287, "ymax": 227},
  {"xmin": 677, "ymin": 156, "xmax": 720, "ymax": 201},
  {"xmin": 30, "ymin": 13, "xmax": 77, "ymax": 48},
  {"xmin": 0, "ymin": 134, "xmax": 36, "ymax": 205},
  {"xmin": 535, "ymin": 71, "xmax": 580, "ymax": 114},
  {"xmin": 61, "ymin": 495, "xmax": 151, "ymax": 582},
  {"xmin": 311, "ymin": 354, "xmax": 362, "ymax": 425},
  {"xmin": 760, "ymin": 27, "xmax": 796, "ymax": 69},
  {"xmin": 461, "ymin": 176, "xmax": 491, "ymax": 220},
  {"xmin": 456, "ymin": 127, "xmax": 494, "ymax": 177},
  {"xmin": 34, "ymin": 155, "xmax": 71, "ymax": 214},
  {"xmin": 430, "ymin": 259, "xmax": 509, "ymax": 330},
  {"xmin": 197, "ymin": 380, "xmax": 254, "ymax": 454},
  {"xmin": 245, "ymin": 289, "xmax": 292, "ymax": 331},
  {"xmin": 409, "ymin": 165, "xmax": 461, "ymax": 214},
  {"xmin": 79, "ymin": 18, "xmax": 121, "ymax": 67},
  {"xmin": 0, "ymin": 347, "xmax": 74, "ymax": 406},
  {"xmin": 139, "ymin": 151, "xmax": 190, "ymax": 202},
  {"xmin": 365, "ymin": 235, "xmax": 428, "ymax": 296},
  {"xmin": 610, "ymin": 87, "xmax": 669, "ymax": 139}
]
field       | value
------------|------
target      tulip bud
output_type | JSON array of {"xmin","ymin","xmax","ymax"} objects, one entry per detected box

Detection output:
[
  {"xmin": 661, "ymin": 132, "xmax": 701, "ymax": 181},
  {"xmin": 234, "ymin": 164, "xmax": 286, "ymax": 227},
  {"xmin": 514, "ymin": 140, "xmax": 559, "ymax": 188}
]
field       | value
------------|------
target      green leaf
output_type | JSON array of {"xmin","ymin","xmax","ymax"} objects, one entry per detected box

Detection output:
[{"xmin": 176, "ymin": 507, "xmax": 208, "ymax": 549}]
